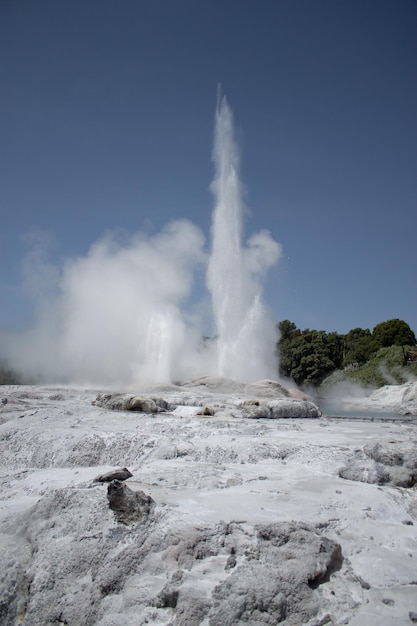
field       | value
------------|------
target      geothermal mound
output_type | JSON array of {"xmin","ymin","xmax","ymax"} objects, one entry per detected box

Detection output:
[{"xmin": 93, "ymin": 376, "xmax": 321, "ymax": 420}]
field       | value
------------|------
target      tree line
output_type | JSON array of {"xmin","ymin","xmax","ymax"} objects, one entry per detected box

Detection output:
[{"xmin": 277, "ymin": 318, "xmax": 416, "ymax": 388}]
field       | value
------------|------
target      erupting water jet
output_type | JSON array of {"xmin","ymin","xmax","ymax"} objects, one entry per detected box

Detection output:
[{"xmin": 207, "ymin": 91, "xmax": 281, "ymax": 381}]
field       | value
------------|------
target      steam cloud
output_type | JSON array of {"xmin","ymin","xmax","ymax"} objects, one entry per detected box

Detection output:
[{"xmin": 2, "ymin": 94, "xmax": 282, "ymax": 387}]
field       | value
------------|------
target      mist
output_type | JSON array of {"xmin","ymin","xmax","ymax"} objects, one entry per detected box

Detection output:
[
  {"xmin": 3, "ymin": 221, "xmax": 209, "ymax": 386},
  {"xmin": 2, "ymin": 94, "xmax": 281, "ymax": 387}
]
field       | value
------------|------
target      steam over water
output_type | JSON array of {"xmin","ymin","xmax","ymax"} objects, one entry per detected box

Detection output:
[{"xmin": 3, "ymin": 93, "xmax": 281, "ymax": 386}]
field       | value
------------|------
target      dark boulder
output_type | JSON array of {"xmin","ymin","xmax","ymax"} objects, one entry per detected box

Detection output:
[{"xmin": 107, "ymin": 480, "xmax": 155, "ymax": 524}]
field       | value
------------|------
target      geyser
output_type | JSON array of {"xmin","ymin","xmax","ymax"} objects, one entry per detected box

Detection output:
[
  {"xmin": 3, "ymin": 93, "xmax": 281, "ymax": 386},
  {"xmin": 208, "ymin": 93, "xmax": 281, "ymax": 381}
]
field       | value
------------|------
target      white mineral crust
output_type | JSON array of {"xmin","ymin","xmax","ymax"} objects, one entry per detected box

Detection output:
[{"xmin": 0, "ymin": 380, "xmax": 416, "ymax": 625}]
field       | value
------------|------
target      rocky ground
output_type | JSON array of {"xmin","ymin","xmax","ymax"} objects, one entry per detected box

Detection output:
[{"xmin": 0, "ymin": 379, "xmax": 416, "ymax": 625}]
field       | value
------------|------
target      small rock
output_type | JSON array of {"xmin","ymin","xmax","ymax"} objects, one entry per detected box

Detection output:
[
  {"xmin": 310, "ymin": 614, "xmax": 332, "ymax": 626},
  {"xmin": 155, "ymin": 587, "xmax": 179, "ymax": 608},
  {"xmin": 107, "ymin": 479, "xmax": 155, "ymax": 524},
  {"xmin": 382, "ymin": 598, "xmax": 394, "ymax": 606},
  {"xmin": 94, "ymin": 467, "xmax": 133, "ymax": 482},
  {"xmin": 94, "ymin": 392, "xmax": 173, "ymax": 413},
  {"xmin": 409, "ymin": 611, "xmax": 417, "ymax": 623},
  {"xmin": 225, "ymin": 554, "xmax": 237, "ymax": 570},
  {"xmin": 356, "ymin": 575, "xmax": 371, "ymax": 589},
  {"xmin": 197, "ymin": 405, "xmax": 215, "ymax": 416}
]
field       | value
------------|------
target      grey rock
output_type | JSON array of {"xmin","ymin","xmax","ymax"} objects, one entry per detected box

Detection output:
[
  {"xmin": 339, "ymin": 461, "xmax": 391, "ymax": 485},
  {"xmin": 342, "ymin": 462, "xmax": 416, "ymax": 488},
  {"xmin": 94, "ymin": 393, "xmax": 174, "ymax": 413},
  {"xmin": 196, "ymin": 405, "xmax": 216, "ymax": 416},
  {"xmin": 0, "ymin": 543, "xmax": 29, "ymax": 626},
  {"xmin": 155, "ymin": 584, "xmax": 210, "ymax": 625},
  {"xmin": 107, "ymin": 480, "xmax": 155, "ymax": 524},
  {"xmin": 400, "ymin": 383, "xmax": 417, "ymax": 416},
  {"xmin": 364, "ymin": 441, "xmax": 417, "ymax": 469},
  {"xmin": 225, "ymin": 552, "xmax": 237, "ymax": 570},
  {"xmin": 209, "ymin": 521, "xmax": 342, "ymax": 626},
  {"xmin": 237, "ymin": 398, "xmax": 321, "ymax": 419},
  {"xmin": 210, "ymin": 567, "xmax": 288, "ymax": 626},
  {"xmin": 174, "ymin": 596, "xmax": 210, "ymax": 626},
  {"xmin": 407, "ymin": 498, "xmax": 417, "ymax": 520},
  {"xmin": 180, "ymin": 376, "xmax": 253, "ymax": 395},
  {"xmin": 94, "ymin": 467, "xmax": 133, "ymax": 482},
  {"xmin": 339, "ymin": 438, "xmax": 417, "ymax": 488},
  {"xmin": 310, "ymin": 615, "xmax": 332, "ymax": 626},
  {"xmin": 355, "ymin": 575, "xmax": 371, "ymax": 590},
  {"xmin": 93, "ymin": 381, "xmax": 323, "ymax": 420},
  {"xmin": 181, "ymin": 376, "xmax": 291, "ymax": 398},
  {"xmin": 1, "ymin": 485, "xmax": 346, "ymax": 626},
  {"xmin": 155, "ymin": 585, "xmax": 179, "ymax": 608},
  {"xmin": 388, "ymin": 466, "xmax": 417, "ymax": 488},
  {"xmin": 247, "ymin": 379, "xmax": 291, "ymax": 398}
]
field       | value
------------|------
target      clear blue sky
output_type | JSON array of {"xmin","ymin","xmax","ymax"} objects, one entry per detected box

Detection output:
[{"xmin": 1, "ymin": 0, "xmax": 416, "ymax": 336}]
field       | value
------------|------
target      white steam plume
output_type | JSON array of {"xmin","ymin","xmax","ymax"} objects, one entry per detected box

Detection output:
[
  {"xmin": 2, "ymin": 92, "xmax": 282, "ymax": 386},
  {"xmin": 3, "ymin": 221, "xmax": 209, "ymax": 386}
]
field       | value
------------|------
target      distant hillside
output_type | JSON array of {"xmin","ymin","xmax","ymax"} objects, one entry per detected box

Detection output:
[
  {"xmin": 278, "ymin": 318, "xmax": 416, "ymax": 389},
  {"xmin": 319, "ymin": 345, "xmax": 417, "ymax": 394}
]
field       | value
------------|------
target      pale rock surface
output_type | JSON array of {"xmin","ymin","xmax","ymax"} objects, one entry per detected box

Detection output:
[
  {"xmin": 94, "ymin": 377, "xmax": 321, "ymax": 420},
  {"xmin": 339, "ymin": 438, "xmax": 417, "ymax": 487},
  {"xmin": 0, "ymin": 382, "xmax": 416, "ymax": 625},
  {"xmin": 369, "ymin": 382, "xmax": 417, "ymax": 416},
  {"xmin": 326, "ymin": 381, "xmax": 417, "ymax": 417}
]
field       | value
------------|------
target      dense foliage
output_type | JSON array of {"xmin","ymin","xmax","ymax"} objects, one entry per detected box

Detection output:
[
  {"xmin": 342, "ymin": 327, "xmax": 375, "ymax": 366},
  {"xmin": 277, "ymin": 318, "xmax": 416, "ymax": 389},
  {"xmin": 278, "ymin": 325, "xmax": 343, "ymax": 386},
  {"xmin": 372, "ymin": 319, "xmax": 416, "ymax": 348}
]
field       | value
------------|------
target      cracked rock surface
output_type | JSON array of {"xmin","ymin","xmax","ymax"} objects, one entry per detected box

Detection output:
[
  {"xmin": 339, "ymin": 439, "xmax": 417, "ymax": 487},
  {"xmin": 0, "ymin": 383, "xmax": 416, "ymax": 625}
]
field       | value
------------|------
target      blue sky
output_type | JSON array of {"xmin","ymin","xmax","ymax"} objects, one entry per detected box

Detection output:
[{"xmin": 1, "ymin": 0, "xmax": 416, "ymax": 337}]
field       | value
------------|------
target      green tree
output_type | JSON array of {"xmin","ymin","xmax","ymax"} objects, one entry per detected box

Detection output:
[
  {"xmin": 327, "ymin": 331, "xmax": 344, "ymax": 370},
  {"xmin": 277, "ymin": 320, "xmax": 298, "ymax": 380},
  {"xmin": 290, "ymin": 330, "xmax": 335, "ymax": 386},
  {"xmin": 278, "ymin": 319, "xmax": 299, "ymax": 342},
  {"xmin": 278, "ymin": 318, "xmax": 416, "ymax": 388},
  {"xmin": 372, "ymin": 319, "xmax": 416, "ymax": 349},
  {"xmin": 278, "ymin": 323, "xmax": 343, "ymax": 387},
  {"xmin": 343, "ymin": 327, "xmax": 376, "ymax": 366}
]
